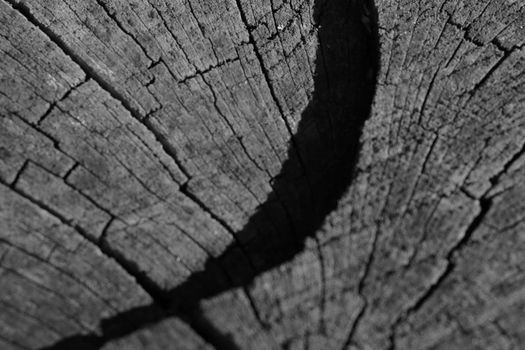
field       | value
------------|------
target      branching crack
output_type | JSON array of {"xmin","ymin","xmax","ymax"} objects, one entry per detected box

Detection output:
[
  {"xmin": 233, "ymin": 0, "xmax": 308, "ymax": 176},
  {"xmin": 1, "ymin": 175, "xmax": 168, "ymax": 307},
  {"xmin": 4, "ymin": 0, "xmax": 382, "ymax": 348},
  {"xmin": 339, "ymin": 226, "xmax": 378, "ymax": 350},
  {"xmin": 4, "ymin": 2, "xmax": 250, "ymax": 348},
  {"xmin": 386, "ymin": 139, "xmax": 525, "ymax": 349},
  {"xmin": 93, "ymin": 0, "xmax": 158, "ymax": 64},
  {"xmin": 6, "ymin": 0, "xmax": 200, "ymax": 184},
  {"xmin": 36, "ymin": 79, "xmax": 87, "ymax": 125},
  {"xmin": 178, "ymin": 57, "xmax": 240, "ymax": 84}
]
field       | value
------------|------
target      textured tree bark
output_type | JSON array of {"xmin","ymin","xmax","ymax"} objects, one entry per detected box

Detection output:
[{"xmin": 0, "ymin": 0, "xmax": 524, "ymax": 349}]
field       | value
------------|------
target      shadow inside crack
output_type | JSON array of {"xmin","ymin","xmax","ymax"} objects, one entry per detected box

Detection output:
[{"xmin": 44, "ymin": 0, "xmax": 379, "ymax": 349}]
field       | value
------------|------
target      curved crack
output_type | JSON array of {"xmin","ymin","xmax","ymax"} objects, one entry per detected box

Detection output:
[{"xmin": 4, "ymin": 0, "xmax": 380, "ymax": 348}]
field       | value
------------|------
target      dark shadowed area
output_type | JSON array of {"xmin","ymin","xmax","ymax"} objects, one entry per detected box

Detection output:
[{"xmin": 43, "ymin": 0, "xmax": 379, "ymax": 348}]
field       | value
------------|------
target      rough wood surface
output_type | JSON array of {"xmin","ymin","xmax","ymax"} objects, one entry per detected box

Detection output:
[{"xmin": 0, "ymin": 0, "xmax": 524, "ymax": 349}]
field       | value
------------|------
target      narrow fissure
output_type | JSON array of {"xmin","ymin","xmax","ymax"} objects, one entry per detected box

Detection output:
[
  {"xmin": 386, "ymin": 139, "xmax": 525, "ymax": 348},
  {"xmin": 232, "ymin": 0, "xmax": 309, "ymax": 175},
  {"xmin": 3, "ymin": 2, "xmax": 246, "ymax": 349},
  {"xmin": 5, "ymin": 0, "xmax": 381, "ymax": 348}
]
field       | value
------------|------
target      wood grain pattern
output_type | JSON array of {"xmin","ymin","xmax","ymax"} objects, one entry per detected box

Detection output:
[{"xmin": 0, "ymin": 0, "xmax": 524, "ymax": 349}]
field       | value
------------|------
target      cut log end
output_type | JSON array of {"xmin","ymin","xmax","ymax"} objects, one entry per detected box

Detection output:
[{"xmin": 1, "ymin": 0, "xmax": 524, "ymax": 349}]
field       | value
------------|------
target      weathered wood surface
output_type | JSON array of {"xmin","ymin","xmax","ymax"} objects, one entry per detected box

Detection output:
[{"xmin": 0, "ymin": 0, "xmax": 524, "ymax": 349}]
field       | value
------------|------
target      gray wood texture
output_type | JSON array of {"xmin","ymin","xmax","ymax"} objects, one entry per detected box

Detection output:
[{"xmin": 0, "ymin": 0, "xmax": 524, "ymax": 349}]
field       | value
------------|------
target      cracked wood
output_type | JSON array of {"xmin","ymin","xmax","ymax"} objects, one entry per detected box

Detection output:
[{"xmin": 1, "ymin": 0, "xmax": 524, "ymax": 349}]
